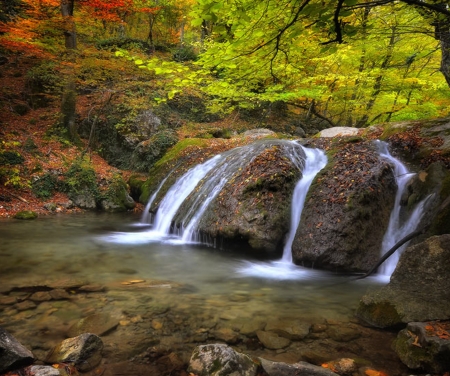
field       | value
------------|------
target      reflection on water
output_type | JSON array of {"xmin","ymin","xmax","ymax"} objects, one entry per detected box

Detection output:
[{"xmin": 0, "ymin": 212, "xmax": 396, "ymax": 374}]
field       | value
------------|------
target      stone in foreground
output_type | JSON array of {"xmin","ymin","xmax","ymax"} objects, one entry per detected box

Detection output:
[
  {"xmin": 45, "ymin": 333, "xmax": 103, "ymax": 372},
  {"xmin": 188, "ymin": 344, "xmax": 258, "ymax": 376},
  {"xmin": 394, "ymin": 321, "xmax": 450, "ymax": 373},
  {"xmin": 0, "ymin": 327, "xmax": 35, "ymax": 373}
]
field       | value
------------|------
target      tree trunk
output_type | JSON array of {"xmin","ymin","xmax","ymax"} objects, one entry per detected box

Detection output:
[
  {"xmin": 434, "ymin": 16, "xmax": 450, "ymax": 87},
  {"xmin": 61, "ymin": 0, "xmax": 76, "ymax": 49},
  {"xmin": 60, "ymin": 0, "xmax": 80, "ymax": 144}
]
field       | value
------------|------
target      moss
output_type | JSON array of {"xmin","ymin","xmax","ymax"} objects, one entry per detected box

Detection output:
[
  {"xmin": 14, "ymin": 210, "xmax": 38, "ymax": 220},
  {"xmin": 154, "ymin": 138, "xmax": 209, "ymax": 168},
  {"xmin": 356, "ymin": 300, "xmax": 403, "ymax": 328},
  {"xmin": 394, "ymin": 329, "xmax": 434, "ymax": 370}
]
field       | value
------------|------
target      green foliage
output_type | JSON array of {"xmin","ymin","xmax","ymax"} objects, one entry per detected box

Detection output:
[
  {"xmin": 96, "ymin": 37, "xmax": 151, "ymax": 52},
  {"xmin": 154, "ymin": 138, "xmax": 210, "ymax": 168},
  {"xmin": 0, "ymin": 150, "xmax": 25, "ymax": 165},
  {"xmin": 32, "ymin": 173, "xmax": 59, "ymax": 199},
  {"xmin": 26, "ymin": 61, "xmax": 61, "ymax": 94},
  {"xmin": 63, "ymin": 158, "xmax": 99, "ymax": 199},
  {"xmin": 0, "ymin": 167, "xmax": 30, "ymax": 189},
  {"xmin": 172, "ymin": 45, "xmax": 198, "ymax": 62}
]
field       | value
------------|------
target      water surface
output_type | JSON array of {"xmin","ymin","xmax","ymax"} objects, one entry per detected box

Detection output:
[{"xmin": 0, "ymin": 213, "xmax": 402, "ymax": 374}]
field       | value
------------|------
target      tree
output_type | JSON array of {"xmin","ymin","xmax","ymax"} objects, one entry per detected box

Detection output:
[{"xmin": 189, "ymin": 0, "xmax": 449, "ymax": 125}]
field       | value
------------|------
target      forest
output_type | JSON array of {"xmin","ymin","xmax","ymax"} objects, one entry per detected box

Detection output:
[
  {"xmin": 0, "ymin": 0, "xmax": 449, "ymax": 214},
  {"xmin": 1, "ymin": 2, "xmax": 450, "ymax": 376}
]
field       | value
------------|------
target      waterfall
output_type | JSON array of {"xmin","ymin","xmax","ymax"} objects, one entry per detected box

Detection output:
[
  {"xmin": 141, "ymin": 175, "xmax": 169, "ymax": 223},
  {"xmin": 281, "ymin": 146, "xmax": 328, "ymax": 263},
  {"xmin": 376, "ymin": 141, "xmax": 429, "ymax": 276},
  {"xmin": 151, "ymin": 155, "xmax": 222, "ymax": 234}
]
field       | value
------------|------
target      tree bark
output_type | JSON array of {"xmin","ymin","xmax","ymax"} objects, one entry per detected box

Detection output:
[
  {"xmin": 433, "ymin": 15, "xmax": 450, "ymax": 87},
  {"xmin": 61, "ymin": 0, "xmax": 76, "ymax": 49},
  {"xmin": 60, "ymin": 0, "xmax": 80, "ymax": 144}
]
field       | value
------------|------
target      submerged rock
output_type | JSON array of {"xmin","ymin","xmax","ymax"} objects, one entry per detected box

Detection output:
[
  {"xmin": 293, "ymin": 139, "xmax": 397, "ymax": 272},
  {"xmin": 259, "ymin": 358, "xmax": 339, "ymax": 376},
  {"xmin": 0, "ymin": 327, "xmax": 35, "ymax": 373},
  {"xmin": 356, "ymin": 235, "xmax": 450, "ymax": 327}
]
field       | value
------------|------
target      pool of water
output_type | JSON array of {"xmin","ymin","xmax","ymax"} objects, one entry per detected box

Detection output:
[{"xmin": 0, "ymin": 212, "xmax": 405, "ymax": 375}]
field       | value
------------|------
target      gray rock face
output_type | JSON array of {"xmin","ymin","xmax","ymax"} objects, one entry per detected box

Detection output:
[
  {"xmin": 0, "ymin": 328, "xmax": 35, "ymax": 373},
  {"xmin": 45, "ymin": 333, "xmax": 103, "ymax": 372},
  {"xmin": 394, "ymin": 321, "xmax": 450, "ymax": 373},
  {"xmin": 356, "ymin": 235, "xmax": 450, "ymax": 327},
  {"xmin": 188, "ymin": 344, "xmax": 258, "ymax": 376},
  {"xmin": 293, "ymin": 140, "xmax": 397, "ymax": 272},
  {"xmin": 71, "ymin": 189, "xmax": 97, "ymax": 210}
]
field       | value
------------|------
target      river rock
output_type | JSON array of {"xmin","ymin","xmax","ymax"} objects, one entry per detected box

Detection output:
[
  {"xmin": 0, "ymin": 327, "xmax": 35, "ymax": 373},
  {"xmin": 177, "ymin": 139, "xmax": 304, "ymax": 254},
  {"xmin": 356, "ymin": 235, "xmax": 450, "ymax": 327},
  {"xmin": 45, "ymin": 333, "xmax": 103, "ymax": 372},
  {"xmin": 326, "ymin": 326, "xmax": 361, "ymax": 342},
  {"xmin": 393, "ymin": 321, "xmax": 450, "ymax": 373},
  {"xmin": 188, "ymin": 343, "xmax": 258, "ymax": 376},
  {"xmin": 293, "ymin": 139, "xmax": 397, "ymax": 272},
  {"xmin": 319, "ymin": 127, "xmax": 360, "ymax": 138},
  {"xmin": 256, "ymin": 330, "xmax": 291, "ymax": 349},
  {"xmin": 67, "ymin": 313, "xmax": 119, "ymax": 337},
  {"xmin": 28, "ymin": 365, "xmax": 61, "ymax": 376},
  {"xmin": 265, "ymin": 318, "xmax": 311, "ymax": 340},
  {"xmin": 259, "ymin": 358, "xmax": 339, "ymax": 376}
]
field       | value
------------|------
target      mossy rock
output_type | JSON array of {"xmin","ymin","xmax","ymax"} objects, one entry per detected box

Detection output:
[{"xmin": 14, "ymin": 210, "xmax": 38, "ymax": 220}]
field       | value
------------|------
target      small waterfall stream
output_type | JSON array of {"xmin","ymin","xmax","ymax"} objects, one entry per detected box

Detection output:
[
  {"xmin": 281, "ymin": 147, "xmax": 328, "ymax": 263},
  {"xmin": 377, "ymin": 141, "xmax": 430, "ymax": 276}
]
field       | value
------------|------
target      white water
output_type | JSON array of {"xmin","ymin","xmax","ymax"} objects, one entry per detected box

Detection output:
[
  {"xmin": 281, "ymin": 146, "xmax": 328, "ymax": 263},
  {"xmin": 377, "ymin": 141, "xmax": 429, "ymax": 276},
  {"xmin": 140, "ymin": 175, "xmax": 169, "ymax": 223},
  {"xmin": 238, "ymin": 146, "xmax": 327, "ymax": 279},
  {"xmin": 152, "ymin": 155, "xmax": 222, "ymax": 235}
]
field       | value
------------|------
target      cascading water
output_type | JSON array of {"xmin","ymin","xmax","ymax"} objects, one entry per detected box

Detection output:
[
  {"xmin": 151, "ymin": 155, "xmax": 222, "ymax": 235},
  {"xmin": 141, "ymin": 175, "xmax": 169, "ymax": 223},
  {"xmin": 281, "ymin": 147, "xmax": 328, "ymax": 263},
  {"xmin": 237, "ymin": 145, "xmax": 327, "ymax": 279},
  {"xmin": 376, "ymin": 141, "xmax": 430, "ymax": 276}
]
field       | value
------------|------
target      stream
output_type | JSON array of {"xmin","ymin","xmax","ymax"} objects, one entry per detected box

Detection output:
[{"xmin": 0, "ymin": 212, "xmax": 408, "ymax": 375}]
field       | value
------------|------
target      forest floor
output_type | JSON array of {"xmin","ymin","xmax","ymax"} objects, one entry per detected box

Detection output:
[{"xmin": 0, "ymin": 55, "xmax": 141, "ymax": 218}]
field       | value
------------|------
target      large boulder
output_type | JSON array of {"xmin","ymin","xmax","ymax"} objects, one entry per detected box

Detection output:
[
  {"xmin": 356, "ymin": 235, "xmax": 450, "ymax": 328},
  {"xmin": 185, "ymin": 139, "xmax": 304, "ymax": 254},
  {"xmin": 292, "ymin": 139, "xmax": 397, "ymax": 272}
]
